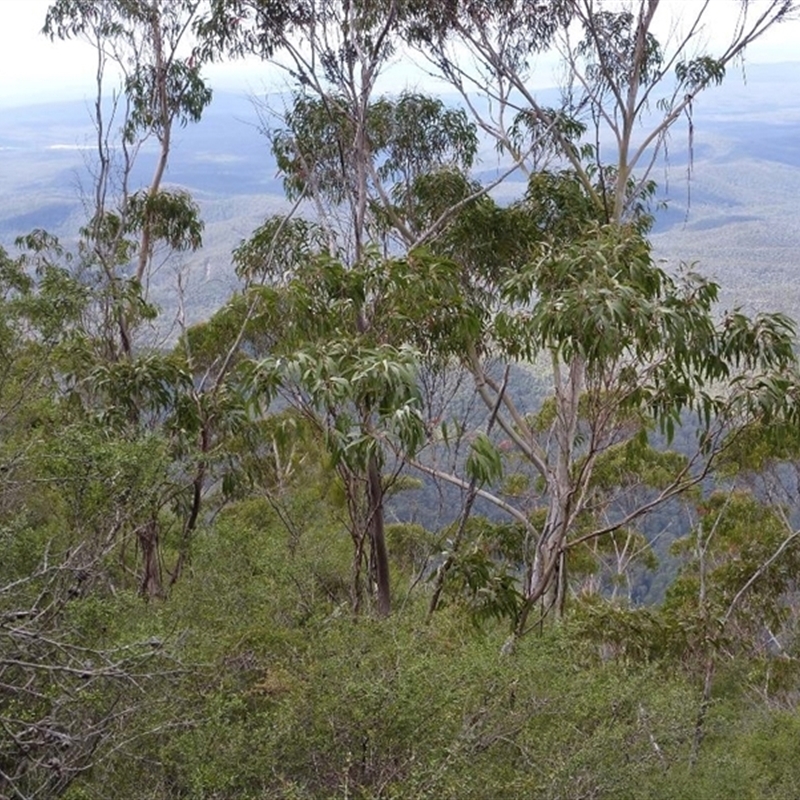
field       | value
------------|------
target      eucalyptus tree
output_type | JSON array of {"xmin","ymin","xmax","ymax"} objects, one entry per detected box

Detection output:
[
  {"xmin": 44, "ymin": 0, "xmax": 211, "ymax": 358},
  {"xmin": 36, "ymin": 1, "xmax": 216, "ymax": 598},
  {"xmin": 405, "ymin": 0, "xmax": 798, "ymax": 222},
  {"xmin": 370, "ymin": 165, "xmax": 799, "ymax": 640},
  {"xmin": 196, "ymin": 0, "xmax": 485, "ymax": 615},
  {"xmin": 192, "ymin": 0, "xmax": 800, "ymax": 626},
  {"xmin": 358, "ymin": 0, "xmax": 800, "ymax": 635}
]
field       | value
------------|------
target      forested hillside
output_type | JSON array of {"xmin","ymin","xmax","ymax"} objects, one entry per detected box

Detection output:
[
  {"xmin": 2, "ymin": 69, "xmax": 800, "ymax": 322},
  {"xmin": 3, "ymin": 2, "xmax": 800, "ymax": 798}
]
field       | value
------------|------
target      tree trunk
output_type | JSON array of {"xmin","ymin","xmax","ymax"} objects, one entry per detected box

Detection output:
[
  {"xmin": 171, "ymin": 422, "xmax": 209, "ymax": 587},
  {"xmin": 138, "ymin": 517, "xmax": 164, "ymax": 600},
  {"xmin": 367, "ymin": 455, "xmax": 391, "ymax": 617},
  {"xmin": 691, "ymin": 652, "xmax": 716, "ymax": 765}
]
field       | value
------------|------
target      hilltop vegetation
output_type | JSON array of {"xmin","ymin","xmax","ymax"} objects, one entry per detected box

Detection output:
[{"xmin": 3, "ymin": 1, "xmax": 800, "ymax": 798}]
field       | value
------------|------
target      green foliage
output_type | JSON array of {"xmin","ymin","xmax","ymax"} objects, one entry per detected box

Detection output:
[
  {"xmin": 588, "ymin": 435, "xmax": 689, "ymax": 493},
  {"xmin": 435, "ymin": 516, "xmax": 529, "ymax": 627},
  {"xmin": 465, "ymin": 432, "xmax": 504, "ymax": 486},
  {"xmin": 373, "ymin": 92, "xmax": 478, "ymax": 182},
  {"xmin": 717, "ymin": 418, "xmax": 800, "ymax": 475},
  {"xmin": 676, "ymin": 56, "xmax": 726, "ymax": 90},
  {"xmin": 8, "ymin": 3, "xmax": 800, "ymax": 797},
  {"xmin": 271, "ymin": 89, "xmax": 479, "ymax": 211},
  {"xmin": 403, "ymin": 0, "xmax": 570, "ymax": 57},
  {"xmin": 509, "ymin": 107, "xmax": 587, "ymax": 165},
  {"xmin": 665, "ymin": 490, "xmax": 800, "ymax": 646},
  {"xmin": 524, "ymin": 168, "xmax": 604, "ymax": 240},
  {"xmin": 7, "ymin": 457, "xmax": 800, "ymax": 800},
  {"xmin": 233, "ymin": 215, "xmax": 327, "ymax": 283},
  {"xmin": 567, "ymin": 596, "xmax": 681, "ymax": 665},
  {"xmin": 55, "ymin": 557, "xmax": 725, "ymax": 800},
  {"xmin": 385, "ymin": 521, "xmax": 431, "ymax": 574},
  {"xmin": 124, "ymin": 55, "xmax": 212, "ymax": 140},
  {"xmin": 578, "ymin": 9, "xmax": 664, "ymax": 90},
  {"xmin": 88, "ymin": 354, "xmax": 194, "ymax": 426},
  {"xmin": 39, "ymin": 421, "xmax": 170, "ymax": 542},
  {"xmin": 252, "ymin": 340, "xmax": 426, "ymax": 470},
  {"xmin": 127, "ymin": 189, "xmax": 204, "ymax": 252},
  {"xmin": 374, "ymin": 248, "xmax": 487, "ymax": 356}
]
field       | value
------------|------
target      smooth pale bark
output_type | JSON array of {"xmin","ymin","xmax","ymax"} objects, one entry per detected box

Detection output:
[{"xmin": 135, "ymin": 5, "xmax": 172, "ymax": 289}]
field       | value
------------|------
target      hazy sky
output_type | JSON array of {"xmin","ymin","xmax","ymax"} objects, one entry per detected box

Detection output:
[{"xmin": 0, "ymin": 0, "xmax": 798, "ymax": 107}]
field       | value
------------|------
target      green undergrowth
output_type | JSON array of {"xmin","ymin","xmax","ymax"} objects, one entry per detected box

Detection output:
[{"xmin": 45, "ymin": 496, "xmax": 800, "ymax": 800}]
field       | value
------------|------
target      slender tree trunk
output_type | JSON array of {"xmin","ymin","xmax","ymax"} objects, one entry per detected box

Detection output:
[
  {"xmin": 136, "ymin": 2, "xmax": 171, "ymax": 285},
  {"xmin": 691, "ymin": 652, "xmax": 716, "ymax": 765},
  {"xmin": 171, "ymin": 422, "xmax": 209, "ymax": 586},
  {"xmin": 342, "ymin": 468, "xmax": 367, "ymax": 615},
  {"xmin": 138, "ymin": 517, "xmax": 164, "ymax": 599},
  {"xmin": 367, "ymin": 455, "xmax": 391, "ymax": 617},
  {"xmin": 427, "ymin": 479, "xmax": 478, "ymax": 621}
]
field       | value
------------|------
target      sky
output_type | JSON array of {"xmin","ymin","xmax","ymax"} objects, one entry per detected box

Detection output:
[{"xmin": 0, "ymin": 0, "xmax": 798, "ymax": 108}]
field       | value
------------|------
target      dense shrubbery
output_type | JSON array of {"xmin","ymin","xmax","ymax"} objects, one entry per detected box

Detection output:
[{"xmin": 2, "ymin": 491, "xmax": 787, "ymax": 799}]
